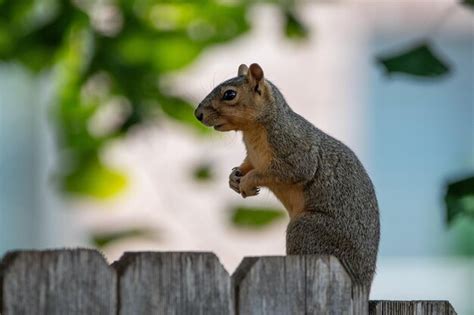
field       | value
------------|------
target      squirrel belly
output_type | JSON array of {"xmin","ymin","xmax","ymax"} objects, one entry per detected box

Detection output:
[{"xmin": 195, "ymin": 63, "xmax": 380, "ymax": 289}]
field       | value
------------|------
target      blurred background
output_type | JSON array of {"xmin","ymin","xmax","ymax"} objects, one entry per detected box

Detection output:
[{"xmin": 0, "ymin": 0, "xmax": 473, "ymax": 313}]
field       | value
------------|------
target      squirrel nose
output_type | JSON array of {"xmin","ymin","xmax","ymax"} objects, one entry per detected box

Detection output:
[{"xmin": 195, "ymin": 107, "xmax": 204, "ymax": 121}]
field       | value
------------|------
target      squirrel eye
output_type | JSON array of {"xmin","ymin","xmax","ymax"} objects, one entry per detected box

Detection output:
[{"xmin": 222, "ymin": 90, "xmax": 237, "ymax": 101}]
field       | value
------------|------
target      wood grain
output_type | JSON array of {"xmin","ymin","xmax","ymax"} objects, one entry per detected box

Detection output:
[
  {"xmin": 115, "ymin": 251, "xmax": 232, "ymax": 315},
  {"xmin": 0, "ymin": 249, "xmax": 459, "ymax": 314},
  {"xmin": 232, "ymin": 255, "xmax": 367, "ymax": 315},
  {"xmin": 369, "ymin": 300, "xmax": 457, "ymax": 315},
  {"xmin": 0, "ymin": 249, "xmax": 116, "ymax": 315}
]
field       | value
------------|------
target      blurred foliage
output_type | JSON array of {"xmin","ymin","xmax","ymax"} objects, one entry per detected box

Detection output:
[
  {"xmin": 375, "ymin": 3, "xmax": 474, "ymax": 78},
  {"xmin": 231, "ymin": 206, "xmax": 285, "ymax": 228},
  {"xmin": 0, "ymin": 0, "xmax": 307, "ymax": 198},
  {"xmin": 158, "ymin": 93, "xmax": 210, "ymax": 134},
  {"xmin": 192, "ymin": 163, "xmax": 213, "ymax": 182},
  {"xmin": 1, "ymin": 0, "xmax": 472, "ymax": 244},
  {"xmin": 63, "ymin": 158, "xmax": 127, "ymax": 198},
  {"xmin": 284, "ymin": 10, "xmax": 307, "ymax": 39},
  {"xmin": 445, "ymin": 176, "xmax": 474, "ymax": 225},
  {"xmin": 449, "ymin": 216, "xmax": 474, "ymax": 255},
  {"xmin": 91, "ymin": 228, "xmax": 155, "ymax": 248},
  {"xmin": 377, "ymin": 42, "xmax": 450, "ymax": 78},
  {"xmin": 463, "ymin": 0, "xmax": 474, "ymax": 8},
  {"xmin": 375, "ymin": 2, "xmax": 473, "ymax": 231}
]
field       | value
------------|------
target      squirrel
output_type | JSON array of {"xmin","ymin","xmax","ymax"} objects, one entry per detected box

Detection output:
[{"xmin": 194, "ymin": 63, "xmax": 380, "ymax": 288}]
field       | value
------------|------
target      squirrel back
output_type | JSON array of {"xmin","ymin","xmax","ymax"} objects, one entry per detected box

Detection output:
[{"xmin": 195, "ymin": 63, "xmax": 380, "ymax": 288}]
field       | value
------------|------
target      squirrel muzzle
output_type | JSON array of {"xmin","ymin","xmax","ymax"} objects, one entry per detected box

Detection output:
[
  {"xmin": 194, "ymin": 101, "xmax": 222, "ymax": 129},
  {"xmin": 194, "ymin": 106, "xmax": 204, "ymax": 122}
]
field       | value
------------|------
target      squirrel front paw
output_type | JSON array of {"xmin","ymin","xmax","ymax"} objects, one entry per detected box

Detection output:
[
  {"xmin": 229, "ymin": 167, "xmax": 242, "ymax": 194},
  {"xmin": 239, "ymin": 172, "xmax": 260, "ymax": 198}
]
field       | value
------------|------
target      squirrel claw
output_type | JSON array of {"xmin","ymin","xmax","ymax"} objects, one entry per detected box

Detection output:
[
  {"xmin": 240, "ymin": 186, "xmax": 260, "ymax": 198},
  {"xmin": 238, "ymin": 170, "xmax": 260, "ymax": 198},
  {"xmin": 232, "ymin": 167, "xmax": 242, "ymax": 177},
  {"xmin": 229, "ymin": 181, "xmax": 240, "ymax": 193},
  {"xmin": 229, "ymin": 167, "xmax": 243, "ymax": 194}
]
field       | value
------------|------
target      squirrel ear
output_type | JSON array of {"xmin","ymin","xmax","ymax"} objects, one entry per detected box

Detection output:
[
  {"xmin": 238, "ymin": 64, "xmax": 248, "ymax": 76},
  {"xmin": 249, "ymin": 63, "xmax": 264, "ymax": 82}
]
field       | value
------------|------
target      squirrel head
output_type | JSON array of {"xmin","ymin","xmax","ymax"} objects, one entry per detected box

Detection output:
[{"xmin": 194, "ymin": 63, "xmax": 272, "ymax": 131}]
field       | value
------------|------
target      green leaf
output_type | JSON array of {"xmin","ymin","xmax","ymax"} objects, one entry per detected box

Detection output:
[
  {"xmin": 448, "ymin": 215, "xmax": 474, "ymax": 255},
  {"xmin": 231, "ymin": 206, "xmax": 285, "ymax": 228},
  {"xmin": 462, "ymin": 0, "xmax": 474, "ymax": 8},
  {"xmin": 198, "ymin": 3, "xmax": 250, "ymax": 43},
  {"xmin": 284, "ymin": 11, "xmax": 308, "ymax": 40},
  {"xmin": 193, "ymin": 163, "xmax": 213, "ymax": 182},
  {"xmin": 91, "ymin": 228, "xmax": 154, "ymax": 248},
  {"xmin": 63, "ymin": 159, "xmax": 128, "ymax": 199},
  {"xmin": 152, "ymin": 35, "xmax": 202, "ymax": 72},
  {"xmin": 377, "ymin": 42, "xmax": 450, "ymax": 78},
  {"xmin": 0, "ymin": 1, "xmax": 81, "ymax": 73},
  {"xmin": 158, "ymin": 94, "xmax": 211, "ymax": 134},
  {"xmin": 116, "ymin": 33, "xmax": 156, "ymax": 66},
  {"xmin": 445, "ymin": 175, "xmax": 474, "ymax": 225}
]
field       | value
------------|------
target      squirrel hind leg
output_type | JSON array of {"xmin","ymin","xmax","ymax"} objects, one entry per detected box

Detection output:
[{"xmin": 286, "ymin": 212, "xmax": 375, "ymax": 288}]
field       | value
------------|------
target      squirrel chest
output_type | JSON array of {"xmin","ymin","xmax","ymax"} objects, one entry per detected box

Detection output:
[
  {"xmin": 243, "ymin": 126, "xmax": 305, "ymax": 219},
  {"xmin": 242, "ymin": 126, "xmax": 273, "ymax": 171}
]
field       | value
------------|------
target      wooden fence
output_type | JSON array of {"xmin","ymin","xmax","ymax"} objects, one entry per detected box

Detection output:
[{"xmin": 0, "ymin": 249, "xmax": 456, "ymax": 315}]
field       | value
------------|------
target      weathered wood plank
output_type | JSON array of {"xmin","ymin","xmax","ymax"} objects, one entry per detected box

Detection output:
[
  {"xmin": 369, "ymin": 300, "xmax": 457, "ymax": 315},
  {"xmin": 232, "ymin": 255, "xmax": 368, "ymax": 315},
  {"xmin": 0, "ymin": 249, "xmax": 116, "ymax": 315},
  {"xmin": 115, "ymin": 252, "xmax": 232, "ymax": 315}
]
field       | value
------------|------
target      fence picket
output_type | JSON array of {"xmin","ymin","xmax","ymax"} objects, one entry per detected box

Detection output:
[
  {"xmin": 369, "ymin": 300, "xmax": 457, "ymax": 315},
  {"xmin": 232, "ymin": 255, "xmax": 367, "ymax": 315},
  {"xmin": 0, "ymin": 249, "xmax": 116, "ymax": 315},
  {"xmin": 114, "ymin": 252, "xmax": 232, "ymax": 314},
  {"xmin": 0, "ymin": 249, "xmax": 458, "ymax": 314}
]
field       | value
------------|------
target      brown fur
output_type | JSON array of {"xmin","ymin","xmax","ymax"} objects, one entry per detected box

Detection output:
[
  {"xmin": 242, "ymin": 125, "xmax": 272, "ymax": 171},
  {"xmin": 195, "ymin": 63, "xmax": 380, "ymax": 288},
  {"xmin": 242, "ymin": 126, "xmax": 305, "ymax": 219},
  {"xmin": 269, "ymin": 183, "xmax": 305, "ymax": 219},
  {"xmin": 194, "ymin": 63, "xmax": 306, "ymax": 207}
]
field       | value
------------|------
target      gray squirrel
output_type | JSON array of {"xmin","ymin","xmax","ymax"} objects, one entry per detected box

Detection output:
[{"xmin": 195, "ymin": 63, "xmax": 380, "ymax": 288}]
